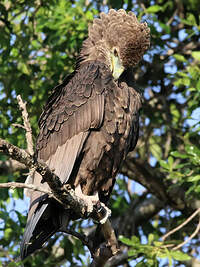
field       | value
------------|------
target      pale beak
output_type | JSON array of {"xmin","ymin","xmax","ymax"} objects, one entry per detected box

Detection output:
[{"xmin": 111, "ymin": 53, "xmax": 124, "ymax": 80}]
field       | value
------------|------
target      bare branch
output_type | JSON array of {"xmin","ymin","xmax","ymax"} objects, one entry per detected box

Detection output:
[
  {"xmin": 12, "ymin": 123, "xmax": 26, "ymax": 129},
  {"xmin": 90, "ymin": 219, "xmax": 119, "ymax": 267},
  {"xmin": 172, "ymin": 217, "xmax": 200, "ymax": 251},
  {"xmin": 0, "ymin": 137, "xmax": 119, "ymax": 266},
  {"xmin": 0, "ymin": 181, "xmax": 52, "ymax": 196},
  {"xmin": 17, "ymin": 95, "xmax": 34, "ymax": 155},
  {"xmin": 104, "ymin": 251, "xmax": 129, "ymax": 267},
  {"xmin": 0, "ymin": 137, "xmax": 96, "ymax": 217},
  {"xmin": 162, "ymin": 207, "xmax": 200, "ymax": 241},
  {"xmin": 61, "ymin": 228, "xmax": 94, "ymax": 255}
]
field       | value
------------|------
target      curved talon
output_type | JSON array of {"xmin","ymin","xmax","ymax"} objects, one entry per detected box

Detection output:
[
  {"xmin": 99, "ymin": 204, "xmax": 111, "ymax": 224},
  {"xmin": 93, "ymin": 202, "xmax": 111, "ymax": 224}
]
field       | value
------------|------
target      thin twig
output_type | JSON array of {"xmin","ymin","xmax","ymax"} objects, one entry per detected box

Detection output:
[
  {"xmin": 17, "ymin": 95, "xmax": 34, "ymax": 155},
  {"xmin": 166, "ymin": 9, "xmax": 178, "ymax": 26},
  {"xmin": 61, "ymin": 228, "xmax": 93, "ymax": 253},
  {"xmin": 12, "ymin": 123, "xmax": 26, "ymax": 129},
  {"xmin": 162, "ymin": 207, "xmax": 200, "ymax": 241},
  {"xmin": 17, "ymin": 95, "xmax": 35, "ymax": 196},
  {"xmin": 172, "ymin": 217, "xmax": 200, "ymax": 250},
  {"xmin": 0, "ymin": 181, "xmax": 53, "ymax": 196}
]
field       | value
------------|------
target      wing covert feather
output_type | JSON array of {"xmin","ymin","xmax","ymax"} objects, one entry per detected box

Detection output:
[
  {"xmin": 37, "ymin": 62, "xmax": 108, "ymax": 162},
  {"xmin": 24, "ymin": 63, "xmax": 109, "ymax": 244}
]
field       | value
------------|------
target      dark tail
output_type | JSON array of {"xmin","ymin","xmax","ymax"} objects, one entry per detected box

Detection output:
[{"xmin": 20, "ymin": 201, "xmax": 69, "ymax": 260}]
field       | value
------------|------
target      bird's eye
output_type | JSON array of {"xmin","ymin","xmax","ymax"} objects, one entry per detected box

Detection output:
[{"xmin": 113, "ymin": 48, "xmax": 118, "ymax": 57}]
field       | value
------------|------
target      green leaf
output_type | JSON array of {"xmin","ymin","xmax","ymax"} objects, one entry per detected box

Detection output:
[
  {"xmin": 170, "ymin": 151, "xmax": 188, "ymax": 159},
  {"xmin": 17, "ymin": 62, "xmax": 30, "ymax": 75},
  {"xmin": 148, "ymin": 233, "xmax": 154, "ymax": 245},
  {"xmin": 187, "ymin": 175, "xmax": 200, "ymax": 182},
  {"xmin": 173, "ymin": 54, "xmax": 187, "ymax": 62},
  {"xmin": 168, "ymin": 156, "xmax": 174, "ymax": 169},
  {"xmin": 159, "ymin": 160, "xmax": 169, "ymax": 170},
  {"xmin": 119, "ymin": 236, "xmax": 135, "ymax": 246},
  {"xmin": 181, "ymin": 13, "xmax": 197, "ymax": 26},
  {"xmin": 185, "ymin": 145, "xmax": 200, "ymax": 157},
  {"xmin": 145, "ymin": 5, "xmax": 162, "ymax": 13},
  {"xmin": 149, "ymin": 136, "xmax": 162, "ymax": 160},
  {"xmin": 4, "ymin": 228, "xmax": 12, "ymax": 240},
  {"xmin": 173, "ymin": 163, "xmax": 189, "ymax": 169},
  {"xmin": 159, "ymin": 22, "xmax": 170, "ymax": 34},
  {"xmin": 192, "ymin": 51, "xmax": 200, "ymax": 61},
  {"xmin": 186, "ymin": 13, "xmax": 197, "ymax": 25},
  {"xmin": 153, "ymin": 241, "xmax": 163, "ymax": 247},
  {"xmin": 170, "ymin": 250, "xmax": 191, "ymax": 261},
  {"xmin": 128, "ymin": 249, "xmax": 138, "ymax": 257},
  {"xmin": 196, "ymin": 79, "xmax": 200, "ymax": 91},
  {"xmin": 131, "ymin": 235, "xmax": 140, "ymax": 244},
  {"xmin": 176, "ymin": 71, "xmax": 189, "ymax": 78}
]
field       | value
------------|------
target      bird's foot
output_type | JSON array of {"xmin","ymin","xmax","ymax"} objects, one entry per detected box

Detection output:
[
  {"xmin": 75, "ymin": 184, "xmax": 99, "ymax": 214},
  {"xmin": 93, "ymin": 201, "xmax": 111, "ymax": 224},
  {"xmin": 101, "ymin": 204, "xmax": 111, "ymax": 224},
  {"xmin": 74, "ymin": 185, "xmax": 111, "ymax": 223}
]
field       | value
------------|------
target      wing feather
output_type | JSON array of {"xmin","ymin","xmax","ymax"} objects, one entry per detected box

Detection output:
[
  {"xmin": 48, "ymin": 132, "xmax": 89, "ymax": 182},
  {"xmin": 21, "ymin": 62, "xmax": 111, "ymax": 259}
]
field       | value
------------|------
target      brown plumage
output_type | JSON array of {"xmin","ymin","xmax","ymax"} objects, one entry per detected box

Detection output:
[{"xmin": 21, "ymin": 9, "xmax": 150, "ymax": 259}]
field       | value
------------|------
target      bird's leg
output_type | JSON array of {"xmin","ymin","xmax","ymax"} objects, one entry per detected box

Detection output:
[
  {"xmin": 75, "ymin": 184, "xmax": 111, "ymax": 224},
  {"xmin": 75, "ymin": 184, "xmax": 99, "ymax": 214},
  {"xmin": 93, "ymin": 202, "xmax": 111, "ymax": 224}
]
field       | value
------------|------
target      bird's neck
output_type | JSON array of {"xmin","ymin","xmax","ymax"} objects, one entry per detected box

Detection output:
[{"xmin": 77, "ymin": 38, "xmax": 111, "ymax": 68}]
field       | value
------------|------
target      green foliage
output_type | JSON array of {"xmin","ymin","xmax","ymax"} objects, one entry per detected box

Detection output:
[
  {"xmin": 0, "ymin": 0, "xmax": 200, "ymax": 266},
  {"xmin": 119, "ymin": 235, "xmax": 190, "ymax": 266},
  {"xmin": 159, "ymin": 57, "xmax": 200, "ymax": 199}
]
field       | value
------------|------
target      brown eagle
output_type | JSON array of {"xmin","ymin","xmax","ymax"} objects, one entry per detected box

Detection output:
[{"xmin": 21, "ymin": 9, "xmax": 150, "ymax": 259}]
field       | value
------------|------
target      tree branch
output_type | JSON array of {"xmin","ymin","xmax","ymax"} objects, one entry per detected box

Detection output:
[
  {"xmin": 17, "ymin": 95, "xmax": 34, "ymax": 156},
  {"xmin": 0, "ymin": 137, "xmax": 100, "ymax": 218},
  {"xmin": 0, "ymin": 137, "xmax": 119, "ymax": 266},
  {"xmin": 104, "ymin": 251, "xmax": 129, "ymax": 267},
  {"xmin": 122, "ymin": 156, "xmax": 191, "ymax": 212},
  {"xmin": 172, "ymin": 217, "xmax": 200, "ymax": 251},
  {"xmin": 0, "ymin": 181, "xmax": 52, "ymax": 196},
  {"xmin": 162, "ymin": 207, "xmax": 200, "ymax": 242},
  {"xmin": 90, "ymin": 220, "xmax": 120, "ymax": 266}
]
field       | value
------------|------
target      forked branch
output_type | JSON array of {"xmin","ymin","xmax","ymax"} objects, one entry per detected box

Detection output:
[{"xmin": 0, "ymin": 137, "xmax": 119, "ymax": 266}]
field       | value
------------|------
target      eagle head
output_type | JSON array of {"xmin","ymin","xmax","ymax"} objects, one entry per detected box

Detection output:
[{"xmin": 80, "ymin": 9, "xmax": 150, "ymax": 80}]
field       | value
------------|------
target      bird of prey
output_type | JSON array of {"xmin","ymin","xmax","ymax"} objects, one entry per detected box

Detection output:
[{"xmin": 21, "ymin": 9, "xmax": 150, "ymax": 259}]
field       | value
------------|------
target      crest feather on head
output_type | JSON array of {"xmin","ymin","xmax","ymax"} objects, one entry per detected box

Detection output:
[{"xmin": 81, "ymin": 9, "xmax": 150, "ymax": 67}]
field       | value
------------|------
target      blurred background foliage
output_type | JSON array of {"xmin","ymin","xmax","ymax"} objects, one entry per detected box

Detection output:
[{"xmin": 0, "ymin": 0, "xmax": 200, "ymax": 266}]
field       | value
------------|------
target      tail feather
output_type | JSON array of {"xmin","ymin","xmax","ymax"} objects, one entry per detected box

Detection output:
[
  {"xmin": 20, "ymin": 204, "xmax": 49, "ymax": 259},
  {"xmin": 20, "ymin": 201, "xmax": 68, "ymax": 260}
]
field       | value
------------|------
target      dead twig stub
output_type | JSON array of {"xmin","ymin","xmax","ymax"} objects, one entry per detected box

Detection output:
[{"xmin": 17, "ymin": 95, "xmax": 34, "ymax": 156}]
